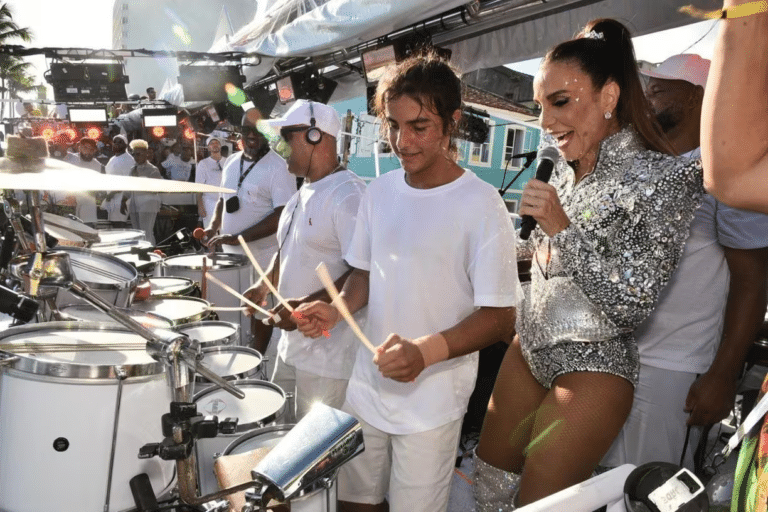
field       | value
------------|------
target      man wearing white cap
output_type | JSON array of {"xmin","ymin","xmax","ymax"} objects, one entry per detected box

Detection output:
[
  {"xmin": 195, "ymin": 136, "xmax": 227, "ymax": 227},
  {"xmin": 602, "ymin": 54, "xmax": 768, "ymax": 470},
  {"xmin": 242, "ymin": 99, "xmax": 365, "ymax": 421},
  {"xmin": 102, "ymin": 134, "xmax": 134, "ymax": 226}
]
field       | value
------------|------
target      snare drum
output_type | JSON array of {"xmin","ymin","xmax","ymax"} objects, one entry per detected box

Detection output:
[
  {"xmin": 130, "ymin": 297, "xmax": 211, "ymax": 326},
  {"xmin": 44, "ymin": 212, "xmax": 100, "ymax": 245},
  {"xmin": 176, "ymin": 320, "xmax": 240, "ymax": 349},
  {"xmin": 0, "ymin": 322, "xmax": 175, "ymax": 512},
  {"xmin": 58, "ymin": 304, "xmax": 174, "ymax": 329},
  {"xmin": 113, "ymin": 250, "xmax": 164, "ymax": 275},
  {"xmin": 196, "ymin": 345, "xmax": 264, "ymax": 387},
  {"xmin": 193, "ymin": 380, "xmax": 286, "ymax": 495},
  {"xmin": 147, "ymin": 276, "xmax": 197, "ymax": 298},
  {"xmin": 223, "ymin": 425, "xmax": 337, "ymax": 512},
  {"xmin": 92, "ymin": 239, "xmax": 153, "ymax": 255},
  {"xmin": 161, "ymin": 253, "xmax": 251, "ymax": 345},
  {"xmin": 53, "ymin": 247, "xmax": 139, "ymax": 308}
]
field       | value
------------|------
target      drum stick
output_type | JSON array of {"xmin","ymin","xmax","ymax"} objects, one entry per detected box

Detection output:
[
  {"xmin": 315, "ymin": 262, "xmax": 375, "ymax": 354},
  {"xmin": 201, "ymin": 256, "xmax": 208, "ymax": 301},
  {"xmin": 237, "ymin": 235, "xmax": 330, "ymax": 338},
  {"xmin": 204, "ymin": 272, "xmax": 274, "ymax": 319}
]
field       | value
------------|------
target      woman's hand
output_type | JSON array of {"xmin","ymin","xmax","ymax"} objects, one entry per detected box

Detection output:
[{"xmin": 519, "ymin": 178, "xmax": 570, "ymax": 237}]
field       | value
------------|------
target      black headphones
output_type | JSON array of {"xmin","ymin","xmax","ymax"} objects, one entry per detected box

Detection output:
[{"xmin": 305, "ymin": 101, "xmax": 323, "ymax": 146}]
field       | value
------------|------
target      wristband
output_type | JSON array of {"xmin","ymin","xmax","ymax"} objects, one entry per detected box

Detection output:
[{"xmin": 413, "ymin": 333, "xmax": 450, "ymax": 368}]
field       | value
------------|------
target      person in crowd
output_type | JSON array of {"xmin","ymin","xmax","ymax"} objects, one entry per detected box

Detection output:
[
  {"xmin": 161, "ymin": 142, "xmax": 195, "ymax": 182},
  {"xmin": 146, "ymin": 87, "xmax": 157, "ymax": 100},
  {"xmin": 600, "ymin": 54, "xmax": 768, "ymax": 472},
  {"xmin": 242, "ymin": 99, "xmax": 365, "ymax": 422},
  {"xmin": 203, "ymin": 110, "xmax": 296, "ymax": 352},
  {"xmin": 60, "ymin": 137, "xmax": 103, "ymax": 225},
  {"xmin": 102, "ymin": 134, "xmax": 135, "ymax": 227},
  {"xmin": 702, "ymin": 0, "xmax": 768, "ymax": 213},
  {"xmin": 21, "ymin": 101, "xmax": 42, "ymax": 118},
  {"xmin": 122, "ymin": 139, "xmax": 162, "ymax": 244},
  {"xmin": 472, "ymin": 19, "xmax": 705, "ymax": 509},
  {"xmin": 293, "ymin": 53, "xmax": 519, "ymax": 512},
  {"xmin": 196, "ymin": 137, "xmax": 227, "ymax": 227}
]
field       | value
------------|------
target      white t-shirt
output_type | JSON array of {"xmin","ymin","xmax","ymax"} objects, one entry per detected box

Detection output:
[
  {"xmin": 60, "ymin": 153, "xmax": 102, "ymax": 223},
  {"xmin": 196, "ymin": 156, "xmax": 225, "ymax": 222},
  {"xmin": 103, "ymin": 151, "xmax": 135, "ymax": 222},
  {"xmin": 637, "ymin": 149, "xmax": 768, "ymax": 373},
  {"xmin": 220, "ymin": 150, "xmax": 296, "ymax": 257},
  {"xmin": 162, "ymin": 154, "xmax": 194, "ymax": 182},
  {"xmin": 276, "ymin": 170, "xmax": 366, "ymax": 379},
  {"xmin": 344, "ymin": 169, "xmax": 520, "ymax": 434}
]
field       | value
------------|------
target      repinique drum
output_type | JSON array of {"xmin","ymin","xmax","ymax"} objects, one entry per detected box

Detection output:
[
  {"xmin": 113, "ymin": 250, "xmax": 164, "ymax": 275},
  {"xmin": 130, "ymin": 297, "xmax": 211, "ymax": 327},
  {"xmin": 147, "ymin": 276, "xmax": 197, "ymax": 298},
  {"xmin": 195, "ymin": 345, "xmax": 264, "ymax": 389},
  {"xmin": 176, "ymin": 320, "xmax": 240, "ymax": 349},
  {"xmin": 53, "ymin": 246, "xmax": 139, "ymax": 308},
  {"xmin": 224, "ymin": 425, "xmax": 338, "ymax": 512},
  {"xmin": 0, "ymin": 322, "xmax": 175, "ymax": 512},
  {"xmin": 57, "ymin": 304, "xmax": 174, "ymax": 330},
  {"xmin": 161, "ymin": 253, "xmax": 251, "ymax": 345},
  {"xmin": 193, "ymin": 380, "xmax": 286, "ymax": 495}
]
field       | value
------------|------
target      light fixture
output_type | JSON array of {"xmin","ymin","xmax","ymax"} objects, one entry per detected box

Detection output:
[
  {"xmin": 68, "ymin": 107, "xmax": 108, "ymax": 124},
  {"xmin": 143, "ymin": 108, "xmax": 178, "ymax": 128}
]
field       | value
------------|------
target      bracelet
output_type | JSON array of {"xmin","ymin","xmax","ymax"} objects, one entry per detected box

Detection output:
[{"xmin": 680, "ymin": 1, "xmax": 768, "ymax": 19}]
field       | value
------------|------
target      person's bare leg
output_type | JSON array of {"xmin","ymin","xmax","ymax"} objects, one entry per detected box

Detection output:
[
  {"xmin": 339, "ymin": 501, "xmax": 389, "ymax": 512},
  {"xmin": 517, "ymin": 371, "xmax": 634, "ymax": 506}
]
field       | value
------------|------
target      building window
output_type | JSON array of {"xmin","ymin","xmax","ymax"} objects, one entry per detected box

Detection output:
[
  {"xmin": 468, "ymin": 119, "xmax": 493, "ymax": 167},
  {"xmin": 504, "ymin": 199, "xmax": 519, "ymax": 214},
  {"xmin": 504, "ymin": 126, "xmax": 527, "ymax": 169}
]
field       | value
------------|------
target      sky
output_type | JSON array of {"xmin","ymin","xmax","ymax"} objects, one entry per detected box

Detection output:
[{"xmin": 5, "ymin": 0, "xmax": 720, "ymax": 98}]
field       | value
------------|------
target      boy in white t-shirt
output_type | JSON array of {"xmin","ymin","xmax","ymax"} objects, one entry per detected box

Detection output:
[
  {"xmin": 295, "ymin": 54, "xmax": 520, "ymax": 512},
  {"xmin": 243, "ymin": 99, "xmax": 366, "ymax": 421}
]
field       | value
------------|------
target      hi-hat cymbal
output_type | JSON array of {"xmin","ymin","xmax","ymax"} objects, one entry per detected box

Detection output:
[{"xmin": 0, "ymin": 157, "xmax": 234, "ymax": 193}]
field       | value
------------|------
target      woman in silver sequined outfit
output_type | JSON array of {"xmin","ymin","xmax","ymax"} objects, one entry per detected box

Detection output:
[{"xmin": 473, "ymin": 19, "xmax": 704, "ymax": 510}]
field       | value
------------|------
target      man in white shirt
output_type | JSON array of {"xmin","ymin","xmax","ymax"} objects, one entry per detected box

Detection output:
[
  {"xmin": 196, "ymin": 137, "xmax": 226, "ymax": 226},
  {"xmin": 161, "ymin": 142, "xmax": 195, "ymax": 182},
  {"xmin": 101, "ymin": 134, "xmax": 134, "ymax": 226},
  {"xmin": 294, "ymin": 56, "xmax": 519, "ymax": 512},
  {"xmin": 242, "ymin": 100, "xmax": 365, "ymax": 421},
  {"xmin": 57, "ymin": 137, "xmax": 103, "ymax": 225},
  {"xmin": 204, "ymin": 110, "xmax": 296, "ymax": 351},
  {"xmin": 602, "ymin": 54, "xmax": 768, "ymax": 471}
]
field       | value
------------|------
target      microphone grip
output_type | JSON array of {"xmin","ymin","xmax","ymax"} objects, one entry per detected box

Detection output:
[
  {"xmin": 518, "ymin": 159, "xmax": 556, "ymax": 241},
  {"xmin": 519, "ymin": 215, "xmax": 536, "ymax": 240},
  {"xmin": 129, "ymin": 473, "xmax": 159, "ymax": 512}
]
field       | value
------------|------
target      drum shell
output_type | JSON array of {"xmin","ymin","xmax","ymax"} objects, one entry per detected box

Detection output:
[
  {"xmin": 161, "ymin": 253, "xmax": 251, "ymax": 345},
  {"xmin": 224, "ymin": 425, "xmax": 338, "ymax": 512},
  {"xmin": 52, "ymin": 247, "xmax": 139, "ymax": 308},
  {"xmin": 193, "ymin": 380, "xmax": 286, "ymax": 495},
  {"xmin": 147, "ymin": 276, "xmax": 197, "ymax": 298},
  {"xmin": 0, "ymin": 322, "xmax": 175, "ymax": 512}
]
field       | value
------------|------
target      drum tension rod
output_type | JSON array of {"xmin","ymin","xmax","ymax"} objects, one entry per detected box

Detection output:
[{"xmin": 139, "ymin": 401, "xmax": 239, "ymax": 461}]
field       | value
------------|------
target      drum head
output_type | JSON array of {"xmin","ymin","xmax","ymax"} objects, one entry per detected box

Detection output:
[
  {"xmin": 0, "ymin": 321, "xmax": 165, "ymax": 378},
  {"xmin": 46, "ymin": 224, "xmax": 86, "ymax": 247},
  {"xmin": 131, "ymin": 297, "xmax": 210, "ymax": 326},
  {"xmin": 58, "ymin": 304, "xmax": 174, "ymax": 329},
  {"xmin": 91, "ymin": 239, "xmax": 153, "ymax": 255},
  {"xmin": 177, "ymin": 321, "xmax": 239, "ymax": 347},
  {"xmin": 224, "ymin": 424, "xmax": 294, "ymax": 456},
  {"xmin": 198, "ymin": 346, "xmax": 262, "ymax": 379},
  {"xmin": 148, "ymin": 277, "xmax": 196, "ymax": 298},
  {"xmin": 96, "ymin": 229, "xmax": 147, "ymax": 245},
  {"xmin": 43, "ymin": 212, "xmax": 99, "ymax": 241},
  {"xmin": 114, "ymin": 251, "xmax": 163, "ymax": 273},
  {"xmin": 56, "ymin": 247, "xmax": 138, "ymax": 288},
  {"xmin": 194, "ymin": 380, "xmax": 285, "ymax": 430},
  {"xmin": 163, "ymin": 253, "xmax": 248, "ymax": 270}
]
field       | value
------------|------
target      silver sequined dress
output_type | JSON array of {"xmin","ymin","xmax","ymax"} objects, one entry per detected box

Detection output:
[{"xmin": 517, "ymin": 128, "xmax": 704, "ymax": 388}]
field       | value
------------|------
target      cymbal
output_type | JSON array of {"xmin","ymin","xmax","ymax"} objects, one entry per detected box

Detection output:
[{"xmin": 0, "ymin": 157, "xmax": 234, "ymax": 193}]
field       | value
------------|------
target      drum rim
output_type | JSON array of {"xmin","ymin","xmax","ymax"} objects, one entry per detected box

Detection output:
[
  {"xmin": 131, "ymin": 297, "xmax": 211, "ymax": 326},
  {"xmin": 176, "ymin": 320, "xmax": 239, "ymax": 346},
  {"xmin": 57, "ymin": 304, "xmax": 174, "ymax": 329},
  {"xmin": 42, "ymin": 211, "xmax": 100, "ymax": 240},
  {"xmin": 161, "ymin": 252, "xmax": 249, "ymax": 270},
  {"xmin": 55, "ymin": 246, "xmax": 139, "ymax": 290},
  {"xmin": 0, "ymin": 321, "xmax": 166, "ymax": 378},
  {"xmin": 194, "ymin": 346, "xmax": 263, "ymax": 383},
  {"xmin": 148, "ymin": 276, "xmax": 197, "ymax": 297},
  {"xmin": 193, "ymin": 379, "xmax": 286, "ymax": 431}
]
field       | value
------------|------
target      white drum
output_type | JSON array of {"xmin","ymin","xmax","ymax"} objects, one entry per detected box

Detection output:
[
  {"xmin": 113, "ymin": 250, "xmax": 164, "ymax": 276},
  {"xmin": 130, "ymin": 297, "xmax": 211, "ymax": 327},
  {"xmin": 0, "ymin": 322, "xmax": 175, "ymax": 512},
  {"xmin": 161, "ymin": 253, "xmax": 251, "ymax": 345},
  {"xmin": 92, "ymin": 239, "xmax": 153, "ymax": 255},
  {"xmin": 44, "ymin": 212, "xmax": 100, "ymax": 246},
  {"xmin": 94, "ymin": 229, "xmax": 147, "ymax": 247},
  {"xmin": 195, "ymin": 345, "xmax": 264, "ymax": 390},
  {"xmin": 193, "ymin": 380, "xmax": 286, "ymax": 495},
  {"xmin": 57, "ymin": 304, "xmax": 174, "ymax": 330},
  {"xmin": 53, "ymin": 247, "xmax": 139, "ymax": 308},
  {"xmin": 147, "ymin": 276, "xmax": 197, "ymax": 298},
  {"xmin": 224, "ymin": 425, "xmax": 337, "ymax": 512},
  {"xmin": 176, "ymin": 321, "xmax": 240, "ymax": 349}
]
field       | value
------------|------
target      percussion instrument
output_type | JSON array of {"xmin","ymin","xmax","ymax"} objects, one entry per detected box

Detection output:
[
  {"xmin": 52, "ymin": 247, "xmax": 139, "ymax": 309},
  {"xmin": 196, "ymin": 345, "xmax": 265, "ymax": 389},
  {"xmin": 130, "ymin": 297, "xmax": 211, "ymax": 327},
  {"xmin": 94, "ymin": 229, "xmax": 147, "ymax": 247},
  {"xmin": 176, "ymin": 320, "xmax": 240, "ymax": 349},
  {"xmin": 43, "ymin": 212, "xmax": 100, "ymax": 243},
  {"xmin": 146, "ymin": 276, "xmax": 197, "ymax": 298},
  {"xmin": 222, "ymin": 425, "xmax": 338, "ymax": 512},
  {"xmin": 161, "ymin": 253, "xmax": 252, "ymax": 345},
  {"xmin": 57, "ymin": 304, "xmax": 174, "ymax": 330},
  {"xmin": 113, "ymin": 250, "xmax": 164, "ymax": 275},
  {"xmin": 92, "ymin": 240, "xmax": 153, "ymax": 255},
  {"xmin": 0, "ymin": 322, "xmax": 175, "ymax": 512},
  {"xmin": 193, "ymin": 380, "xmax": 287, "ymax": 495}
]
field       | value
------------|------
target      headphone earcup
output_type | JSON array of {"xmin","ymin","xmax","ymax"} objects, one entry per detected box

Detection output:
[{"xmin": 305, "ymin": 126, "xmax": 322, "ymax": 145}]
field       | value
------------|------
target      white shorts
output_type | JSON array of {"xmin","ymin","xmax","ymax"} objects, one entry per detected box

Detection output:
[
  {"xmin": 271, "ymin": 355, "xmax": 348, "ymax": 422},
  {"xmin": 338, "ymin": 401, "xmax": 462, "ymax": 512},
  {"xmin": 601, "ymin": 363, "xmax": 701, "ymax": 470}
]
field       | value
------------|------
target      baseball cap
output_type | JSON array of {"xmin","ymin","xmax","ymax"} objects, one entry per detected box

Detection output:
[
  {"xmin": 641, "ymin": 54, "xmax": 711, "ymax": 89},
  {"xmin": 267, "ymin": 99, "xmax": 341, "ymax": 139},
  {"xmin": 113, "ymin": 134, "xmax": 127, "ymax": 143}
]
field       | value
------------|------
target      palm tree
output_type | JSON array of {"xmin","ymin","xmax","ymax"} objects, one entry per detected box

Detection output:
[{"xmin": 0, "ymin": 3, "xmax": 32, "ymax": 118}]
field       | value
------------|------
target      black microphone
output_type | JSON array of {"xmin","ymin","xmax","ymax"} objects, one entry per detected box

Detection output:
[
  {"xmin": 0, "ymin": 284, "xmax": 39, "ymax": 323},
  {"xmin": 519, "ymin": 146, "xmax": 561, "ymax": 240}
]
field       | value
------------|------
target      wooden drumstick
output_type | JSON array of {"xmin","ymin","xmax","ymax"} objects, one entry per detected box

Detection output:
[
  {"xmin": 237, "ymin": 235, "xmax": 330, "ymax": 338},
  {"xmin": 315, "ymin": 262, "xmax": 375, "ymax": 354},
  {"xmin": 204, "ymin": 272, "xmax": 275, "ymax": 319}
]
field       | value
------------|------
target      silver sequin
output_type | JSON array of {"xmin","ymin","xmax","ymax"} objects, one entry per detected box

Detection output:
[{"xmin": 473, "ymin": 452, "xmax": 520, "ymax": 511}]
